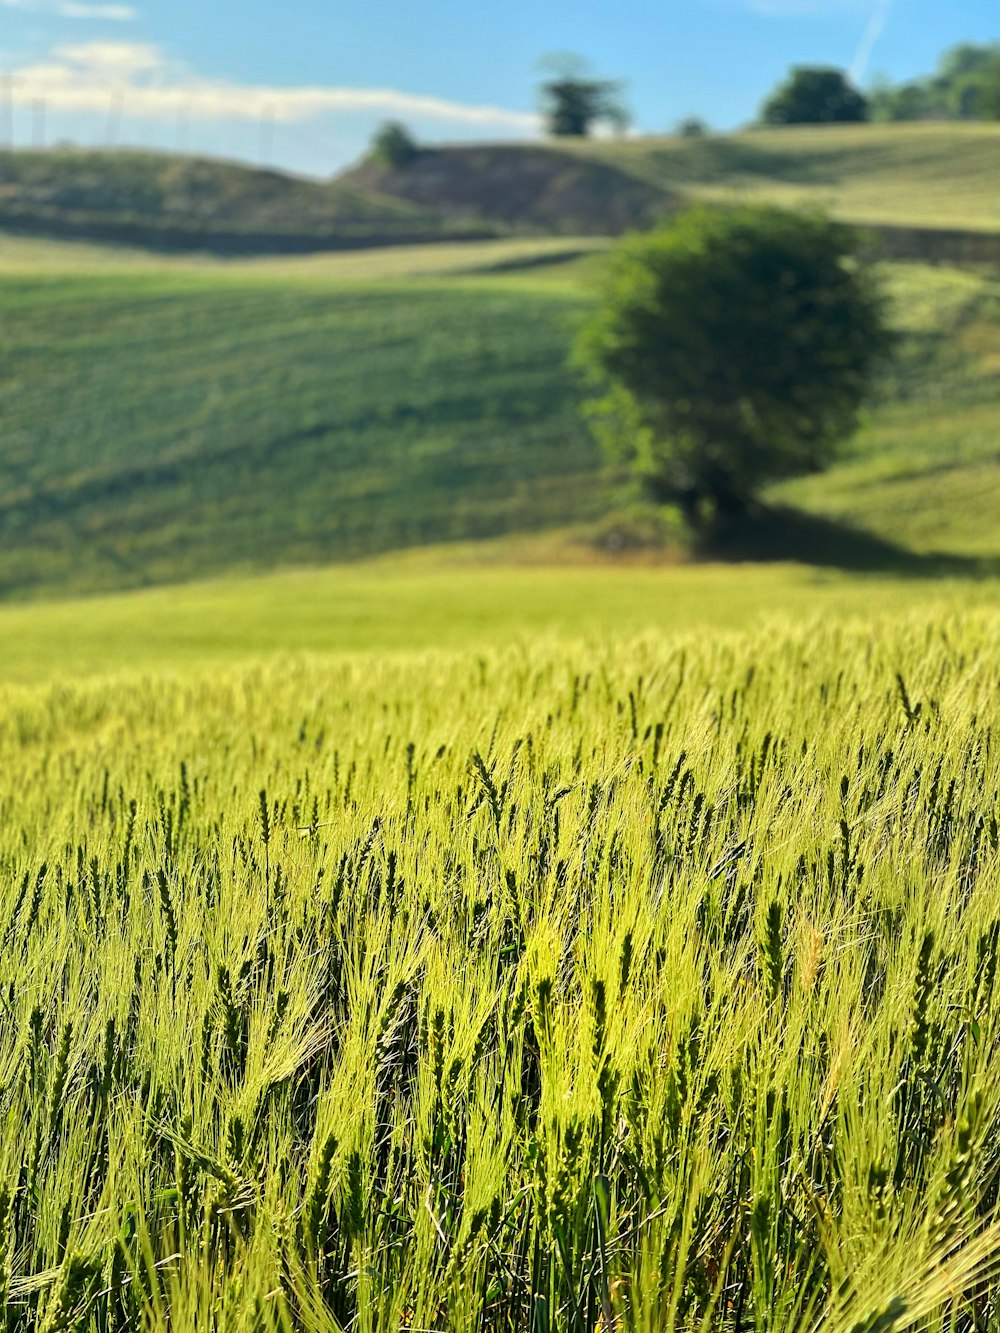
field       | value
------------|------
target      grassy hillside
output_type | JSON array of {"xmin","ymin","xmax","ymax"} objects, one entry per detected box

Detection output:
[
  {"xmin": 348, "ymin": 123, "xmax": 1000, "ymax": 240},
  {"xmin": 11, "ymin": 137, "xmax": 1000, "ymax": 1331},
  {"xmin": 0, "ymin": 244, "xmax": 605, "ymax": 597},
  {"xmin": 0, "ymin": 149, "xmax": 494, "ymax": 252},
  {"xmin": 15, "ymin": 128, "xmax": 1000, "ymax": 1333},
  {"xmin": 7, "ymin": 125, "xmax": 1000, "ymax": 258},
  {"xmin": 582, "ymin": 122, "xmax": 1000, "ymax": 232},
  {"xmin": 345, "ymin": 143, "xmax": 672, "ymax": 235},
  {"xmin": 3, "ymin": 238, "xmax": 1000, "ymax": 598},
  {"xmin": 775, "ymin": 264, "xmax": 1000, "ymax": 555}
]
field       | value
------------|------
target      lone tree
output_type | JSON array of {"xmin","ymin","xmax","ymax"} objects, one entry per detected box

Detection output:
[
  {"xmin": 539, "ymin": 54, "xmax": 629, "ymax": 137},
  {"xmin": 369, "ymin": 121, "xmax": 420, "ymax": 168},
  {"xmin": 677, "ymin": 116, "xmax": 709, "ymax": 138},
  {"xmin": 576, "ymin": 205, "xmax": 889, "ymax": 524},
  {"xmin": 762, "ymin": 67, "xmax": 869, "ymax": 124}
]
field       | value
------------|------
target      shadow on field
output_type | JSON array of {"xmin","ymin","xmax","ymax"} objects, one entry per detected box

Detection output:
[{"xmin": 699, "ymin": 504, "xmax": 998, "ymax": 577}]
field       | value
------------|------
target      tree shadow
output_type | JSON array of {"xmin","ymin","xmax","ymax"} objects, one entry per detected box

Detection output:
[{"xmin": 696, "ymin": 504, "xmax": 1000, "ymax": 578}]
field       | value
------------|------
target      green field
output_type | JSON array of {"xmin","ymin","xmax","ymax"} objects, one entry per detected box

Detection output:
[
  {"xmin": 563, "ymin": 123, "xmax": 1000, "ymax": 233},
  {"xmin": 0, "ymin": 562, "xmax": 826, "ymax": 681},
  {"xmin": 4, "ymin": 556, "xmax": 999, "ymax": 684},
  {"xmin": 5, "ymin": 611, "xmax": 1000, "ymax": 1330},
  {"xmin": 5, "ymin": 129, "xmax": 1000, "ymax": 601},
  {"xmin": 772, "ymin": 263, "xmax": 1000, "ymax": 559},
  {"xmin": 0, "ymin": 243, "xmax": 603, "ymax": 597},
  {"xmin": 2, "ymin": 238, "xmax": 1000, "ymax": 597}
]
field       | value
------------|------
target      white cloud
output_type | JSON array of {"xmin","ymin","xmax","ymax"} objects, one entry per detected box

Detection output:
[
  {"xmin": 1, "ymin": 40, "xmax": 539, "ymax": 130},
  {"xmin": 0, "ymin": 0, "xmax": 136, "ymax": 16},
  {"xmin": 55, "ymin": 3, "xmax": 137, "ymax": 18}
]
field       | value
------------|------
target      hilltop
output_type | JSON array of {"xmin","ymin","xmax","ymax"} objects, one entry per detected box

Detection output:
[
  {"xmin": 346, "ymin": 123, "xmax": 1000, "ymax": 260},
  {"xmin": 343, "ymin": 143, "xmax": 672, "ymax": 235},
  {"xmin": 0, "ymin": 148, "xmax": 494, "ymax": 252},
  {"xmin": 6, "ymin": 124, "xmax": 1000, "ymax": 254},
  {"xmin": 0, "ymin": 143, "xmax": 671, "ymax": 251}
]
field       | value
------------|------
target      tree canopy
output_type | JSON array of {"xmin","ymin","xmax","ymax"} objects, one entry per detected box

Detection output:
[
  {"xmin": 870, "ymin": 43, "xmax": 1000, "ymax": 121},
  {"xmin": 761, "ymin": 67, "xmax": 869, "ymax": 125},
  {"xmin": 676, "ymin": 116, "xmax": 709, "ymax": 139},
  {"xmin": 576, "ymin": 205, "xmax": 890, "ymax": 523},
  {"xmin": 538, "ymin": 55, "xmax": 629, "ymax": 137},
  {"xmin": 369, "ymin": 122, "xmax": 420, "ymax": 169}
]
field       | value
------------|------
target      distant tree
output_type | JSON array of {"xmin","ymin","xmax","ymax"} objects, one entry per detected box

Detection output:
[
  {"xmin": 761, "ymin": 67, "xmax": 869, "ymax": 124},
  {"xmin": 676, "ymin": 116, "xmax": 708, "ymax": 138},
  {"xmin": 869, "ymin": 43, "xmax": 1000, "ymax": 121},
  {"xmin": 869, "ymin": 79, "xmax": 937, "ymax": 122},
  {"xmin": 369, "ymin": 122, "xmax": 420, "ymax": 169},
  {"xmin": 538, "ymin": 54, "xmax": 629, "ymax": 137},
  {"xmin": 938, "ymin": 43, "xmax": 1000, "ymax": 117},
  {"xmin": 576, "ymin": 205, "xmax": 889, "ymax": 524},
  {"xmin": 980, "ymin": 71, "xmax": 1000, "ymax": 120}
]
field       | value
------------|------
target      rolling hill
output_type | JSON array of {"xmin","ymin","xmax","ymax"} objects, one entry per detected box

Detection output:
[
  {"xmin": 0, "ymin": 142, "xmax": 672, "ymax": 251},
  {"xmin": 0, "ymin": 230, "xmax": 1000, "ymax": 599},
  {"xmin": 0, "ymin": 149, "xmax": 494, "ymax": 252},
  {"xmin": 0, "ymin": 241, "xmax": 604, "ymax": 598},
  {"xmin": 7, "ymin": 124, "xmax": 1000, "ymax": 256},
  {"xmin": 573, "ymin": 122, "xmax": 1000, "ymax": 232},
  {"xmin": 348, "ymin": 123, "xmax": 1000, "ymax": 259},
  {"xmin": 343, "ymin": 143, "xmax": 672, "ymax": 235},
  {"xmin": 3, "ymin": 127, "xmax": 1000, "ymax": 602}
]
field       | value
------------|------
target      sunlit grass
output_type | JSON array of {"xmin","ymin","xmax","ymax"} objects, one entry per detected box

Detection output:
[
  {"xmin": 5, "ymin": 609, "xmax": 1000, "ymax": 1328},
  {"xmin": 0, "ymin": 555, "xmax": 997, "ymax": 684},
  {"xmin": 580, "ymin": 122, "xmax": 1000, "ymax": 231}
]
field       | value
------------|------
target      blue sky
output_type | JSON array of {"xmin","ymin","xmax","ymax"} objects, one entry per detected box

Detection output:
[{"xmin": 1, "ymin": 0, "xmax": 998, "ymax": 176}]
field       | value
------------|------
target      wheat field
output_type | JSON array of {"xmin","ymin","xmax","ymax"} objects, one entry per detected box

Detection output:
[{"xmin": 3, "ymin": 610, "xmax": 1000, "ymax": 1330}]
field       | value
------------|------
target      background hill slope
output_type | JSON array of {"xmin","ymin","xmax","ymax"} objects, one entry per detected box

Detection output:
[
  {"xmin": 0, "ymin": 149, "xmax": 494, "ymax": 252},
  {"xmin": 0, "ymin": 243, "xmax": 603, "ymax": 597},
  {"xmin": 575, "ymin": 123, "xmax": 1000, "ymax": 231},
  {"xmin": 343, "ymin": 144, "xmax": 673, "ymax": 235},
  {"xmin": 347, "ymin": 124, "xmax": 1000, "ymax": 246},
  {"xmin": 1, "ymin": 236, "xmax": 1000, "ymax": 598},
  {"xmin": 8, "ymin": 124, "xmax": 1000, "ymax": 255}
]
